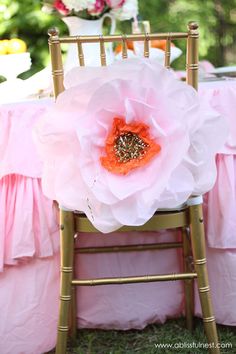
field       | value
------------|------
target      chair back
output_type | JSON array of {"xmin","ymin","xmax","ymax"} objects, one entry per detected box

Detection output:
[{"xmin": 48, "ymin": 21, "xmax": 199, "ymax": 98}]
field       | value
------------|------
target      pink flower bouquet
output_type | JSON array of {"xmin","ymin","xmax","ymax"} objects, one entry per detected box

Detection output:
[
  {"xmin": 35, "ymin": 59, "xmax": 227, "ymax": 233},
  {"xmin": 42, "ymin": 0, "xmax": 138, "ymax": 20}
]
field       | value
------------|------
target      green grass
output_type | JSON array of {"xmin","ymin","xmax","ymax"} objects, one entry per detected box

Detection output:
[{"xmin": 47, "ymin": 318, "xmax": 236, "ymax": 354}]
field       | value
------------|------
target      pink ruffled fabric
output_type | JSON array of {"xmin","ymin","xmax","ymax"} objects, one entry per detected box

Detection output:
[
  {"xmin": 199, "ymin": 80, "xmax": 236, "ymax": 154},
  {"xmin": 0, "ymin": 255, "xmax": 60, "ymax": 354},
  {"xmin": 199, "ymin": 80, "xmax": 236, "ymax": 248},
  {"xmin": 35, "ymin": 59, "xmax": 227, "ymax": 233},
  {"xmin": 0, "ymin": 174, "xmax": 59, "ymax": 272},
  {"xmin": 0, "ymin": 100, "xmax": 59, "ymax": 271},
  {"xmin": 205, "ymin": 154, "xmax": 236, "ymax": 248},
  {"xmin": 0, "ymin": 100, "xmax": 52, "ymax": 178}
]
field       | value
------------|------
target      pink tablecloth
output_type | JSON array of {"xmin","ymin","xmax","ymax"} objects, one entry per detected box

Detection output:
[{"xmin": 1, "ymin": 80, "xmax": 236, "ymax": 354}]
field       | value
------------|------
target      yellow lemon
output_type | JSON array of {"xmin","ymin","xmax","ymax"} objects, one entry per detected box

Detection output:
[
  {"xmin": 7, "ymin": 38, "xmax": 27, "ymax": 54},
  {"xmin": 0, "ymin": 40, "xmax": 9, "ymax": 55}
]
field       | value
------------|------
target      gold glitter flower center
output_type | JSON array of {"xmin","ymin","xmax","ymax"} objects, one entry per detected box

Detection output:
[{"xmin": 114, "ymin": 132, "xmax": 149, "ymax": 163}]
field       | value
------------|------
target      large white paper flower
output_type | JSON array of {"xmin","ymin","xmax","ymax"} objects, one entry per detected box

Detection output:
[{"xmin": 35, "ymin": 59, "xmax": 227, "ymax": 233}]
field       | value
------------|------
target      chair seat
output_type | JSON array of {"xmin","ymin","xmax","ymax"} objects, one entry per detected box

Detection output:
[
  {"xmin": 67, "ymin": 203, "xmax": 187, "ymax": 215},
  {"xmin": 74, "ymin": 208, "xmax": 189, "ymax": 233}
]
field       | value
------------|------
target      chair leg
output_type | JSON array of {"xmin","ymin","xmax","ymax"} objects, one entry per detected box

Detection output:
[
  {"xmin": 70, "ymin": 234, "xmax": 78, "ymax": 340},
  {"xmin": 69, "ymin": 284, "xmax": 77, "ymax": 341},
  {"xmin": 56, "ymin": 210, "xmax": 75, "ymax": 354},
  {"xmin": 182, "ymin": 227, "xmax": 194, "ymax": 332},
  {"xmin": 68, "ymin": 245, "xmax": 77, "ymax": 341},
  {"xmin": 189, "ymin": 203, "xmax": 220, "ymax": 354}
]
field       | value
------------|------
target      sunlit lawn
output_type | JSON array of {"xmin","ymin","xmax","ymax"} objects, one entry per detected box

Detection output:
[{"xmin": 47, "ymin": 318, "xmax": 236, "ymax": 354}]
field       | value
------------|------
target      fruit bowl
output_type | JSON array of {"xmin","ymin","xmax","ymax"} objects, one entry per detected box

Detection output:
[{"xmin": 0, "ymin": 52, "xmax": 31, "ymax": 80}]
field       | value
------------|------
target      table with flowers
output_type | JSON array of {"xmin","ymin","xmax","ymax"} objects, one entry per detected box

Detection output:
[{"xmin": 0, "ymin": 70, "xmax": 236, "ymax": 354}]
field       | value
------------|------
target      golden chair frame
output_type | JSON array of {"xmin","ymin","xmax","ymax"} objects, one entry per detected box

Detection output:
[{"xmin": 48, "ymin": 22, "xmax": 220, "ymax": 354}]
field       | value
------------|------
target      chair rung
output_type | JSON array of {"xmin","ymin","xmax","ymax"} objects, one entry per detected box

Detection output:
[
  {"xmin": 75, "ymin": 242, "xmax": 183, "ymax": 254},
  {"xmin": 71, "ymin": 273, "xmax": 197, "ymax": 286}
]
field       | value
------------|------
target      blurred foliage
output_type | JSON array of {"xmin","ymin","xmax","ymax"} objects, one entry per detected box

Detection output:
[
  {"xmin": 0, "ymin": 0, "xmax": 236, "ymax": 79},
  {"xmin": 0, "ymin": 0, "xmax": 66, "ymax": 78},
  {"xmin": 127, "ymin": 0, "xmax": 236, "ymax": 68}
]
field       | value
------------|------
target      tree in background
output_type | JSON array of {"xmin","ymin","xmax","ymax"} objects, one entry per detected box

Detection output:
[
  {"xmin": 137, "ymin": 0, "xmax": 236, "ymax": 67},
  {"xmin": 0, "ymin": 0, "xmax": 236, "ymax": 78}
]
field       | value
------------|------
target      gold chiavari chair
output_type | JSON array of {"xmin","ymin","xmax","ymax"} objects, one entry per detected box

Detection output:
[{"xmin": 48, "ymin": 22, "xmax": 220, "ymax": 354}]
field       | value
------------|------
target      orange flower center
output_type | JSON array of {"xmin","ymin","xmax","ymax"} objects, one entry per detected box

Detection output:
[{"xmin": 100, "ymin": 117, "xmax": 161, "ymax": 175}]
